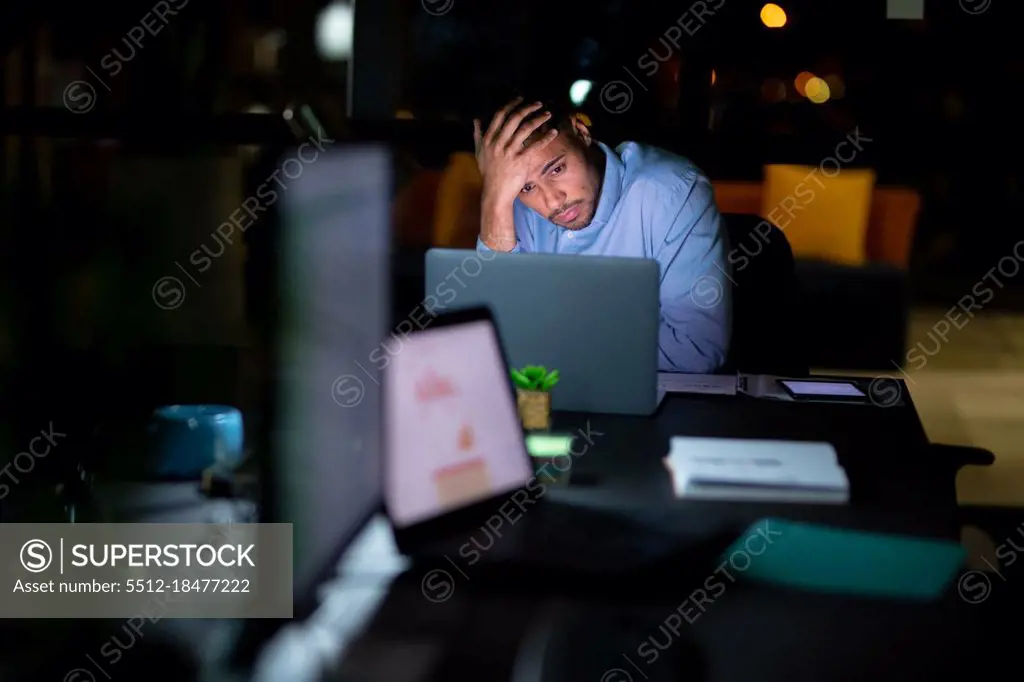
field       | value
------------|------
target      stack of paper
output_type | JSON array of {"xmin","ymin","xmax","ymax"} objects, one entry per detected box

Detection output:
[
  {"xmin": 736, "ymin": 374, "xmax": 792, "ymax": 400},
  {"xmin": 666, "ymin": 437, "xmax": 849, "ymax": 504},
  {"xmin": 657, "ymin": 372, "xmax": 737, "ymax": 395}
]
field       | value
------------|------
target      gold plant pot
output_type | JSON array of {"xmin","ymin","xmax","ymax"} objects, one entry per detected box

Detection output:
[{"xmin": 517, "ymin": 388, "xmax": 552, "ymax": 431}]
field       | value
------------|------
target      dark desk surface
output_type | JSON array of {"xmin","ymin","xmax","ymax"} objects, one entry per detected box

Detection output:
[
  {"xmin": 550, "ymin": 385, "xmax": 986, "ymax": 524},
  {"xmin": 336, "ymin": 566, "xmax": 1021, "ymax": 682},
  {"xmin": 251, "ymin": 515, "xmax": 1023, "ymax": 682},
  {"xmin": 258, "ymin": 385, "xmax": 1008, "ymax": 682},
  {"xmin": 0, "ymin": 381, "xmax": 1001, "ymax": 681}
]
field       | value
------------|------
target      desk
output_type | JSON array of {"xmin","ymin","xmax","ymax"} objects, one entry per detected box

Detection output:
[
  {"xmin": 250, "ymin": 383, "xmax": 1008, "ymax": 682},
  {"xmin": 0, "ymin": 382, "xmax": 993, "ymax": 681},
  {"xmin": 253, "ymin": 517, "xmax": 1021, "ymax": 682},
  {"xmin": 550, "ymin": 385, "xmax": 985, "ymax": 520}
]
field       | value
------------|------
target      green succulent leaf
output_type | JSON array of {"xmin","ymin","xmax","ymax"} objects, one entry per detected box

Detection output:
[
  {"xmin": 510, "ymin": 369, "xmax": 532, "ymax": 390},
  {"xmin": 523, "ymin": 365, "xmax": 546, "ymax": 382},
  {"xmin": 540, "ymin": 370, "xmax": 560, "ymax": 391}
]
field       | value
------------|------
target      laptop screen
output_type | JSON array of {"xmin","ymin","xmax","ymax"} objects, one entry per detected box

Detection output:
[{"xmin": 384, "ymin": 318, "xmax": 534, "ymax": 528}]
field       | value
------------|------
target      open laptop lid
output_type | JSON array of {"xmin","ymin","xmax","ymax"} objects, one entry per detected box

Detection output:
[{"xmin": 383, "ymin": 307, "xmax": 535, "ymax": 552}]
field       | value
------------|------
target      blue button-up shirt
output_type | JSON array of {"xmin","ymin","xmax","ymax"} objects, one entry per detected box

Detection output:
[{"xmin": 477, "ymin": 141, "xmax": 732, "ymax": 373}]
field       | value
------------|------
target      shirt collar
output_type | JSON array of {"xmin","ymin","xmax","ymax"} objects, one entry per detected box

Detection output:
[{"xmin": 590, "ymin": 141, "xmax": 625, "ymax": 228}]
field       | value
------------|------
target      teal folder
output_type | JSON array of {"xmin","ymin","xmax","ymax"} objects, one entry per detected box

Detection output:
[{"xmin": 721, "ymin": 518, "xmax": 967, "ymax": 601}]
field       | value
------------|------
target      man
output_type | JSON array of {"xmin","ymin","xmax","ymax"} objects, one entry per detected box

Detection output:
[{"xmin": 473, "ymin": 97, "xmax": 731, "ymax": 373}]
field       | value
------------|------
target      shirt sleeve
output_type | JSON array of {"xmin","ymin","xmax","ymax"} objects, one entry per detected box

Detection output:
[
  {"xmin": 475, "ymin": 200, "xmax": 537, "ymax": 254},
  {"xmin": 650, "ymin": 175, "xmax": 732, "ymax": 373},
  {"xmin": 475, "ymin": 236, "xmax": 523, "ymax": 253}
]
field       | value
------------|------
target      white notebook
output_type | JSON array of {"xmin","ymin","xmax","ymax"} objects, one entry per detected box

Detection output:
[{"xmin": 667, "ymin": 437, "xmax": 849, "ymax": 504}]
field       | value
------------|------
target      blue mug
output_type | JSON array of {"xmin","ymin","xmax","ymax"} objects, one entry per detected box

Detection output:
[{"xmin": 146, "ymin": 405, "xmax": 244, "ymax": 478}]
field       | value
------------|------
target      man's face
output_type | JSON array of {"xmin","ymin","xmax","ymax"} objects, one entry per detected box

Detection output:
[{"xmin": 516, "ymin": 122, "xmax": 603, "ymax": 230}]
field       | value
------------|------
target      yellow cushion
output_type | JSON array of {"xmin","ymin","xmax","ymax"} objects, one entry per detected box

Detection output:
[
  {"xmin": 433, "ymin": 152, "xmax": 483, "ymax": 248},
  {"xmin": 761, "ymin": 164, "xmax": 876, "ymax": 265}
]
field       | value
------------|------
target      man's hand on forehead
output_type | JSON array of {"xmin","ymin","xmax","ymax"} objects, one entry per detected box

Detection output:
[
  {"xmin": 481, "ymin": 98, "xmax": 552, "ymax": 149},
  {"xmin": 472, "ymin": 97, "xmax": 559, "ymax": 198}
]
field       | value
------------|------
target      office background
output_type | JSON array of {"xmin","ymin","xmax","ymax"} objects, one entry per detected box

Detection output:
[{"xmin": 0, "ymin": 0, "xmax": 1020, "ymax": 497}]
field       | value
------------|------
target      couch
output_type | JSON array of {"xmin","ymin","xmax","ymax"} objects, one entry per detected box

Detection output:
[{"xmin": 714, "ymin": 181, "xmax": 921, "ymax": 370}]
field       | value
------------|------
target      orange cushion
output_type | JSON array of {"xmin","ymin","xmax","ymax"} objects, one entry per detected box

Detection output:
[
  {"xmin": 712, "ymin": 181, "xmax": 763, "ymax": 216},
  {"xmin": 434, "ymin": 152, "xmax": 483, "ymax": 248},
  {"xmin": 393, "ymin": 170, "xmax": 442, "ymax": 248},
  {"xmin": 867, "ymin": 188, "xmax": 921, "ymax": 268},
  {"xmin": 762, "ymin": 164, "xmax": 876, "ymax": 266}
]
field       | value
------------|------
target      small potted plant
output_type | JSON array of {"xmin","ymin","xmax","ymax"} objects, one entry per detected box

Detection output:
[{"xmin": 510, "ymin": 365, "xmax": 559, "ymax": 430}]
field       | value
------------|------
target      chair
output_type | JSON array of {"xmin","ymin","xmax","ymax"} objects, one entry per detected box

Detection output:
[
  {"xmin": 713, "ymin": 181, "xmax": 918, "ymax": 370},
  {"xmin": 721, "ymin": 213, "xmax": 809, "ymax": 377}
]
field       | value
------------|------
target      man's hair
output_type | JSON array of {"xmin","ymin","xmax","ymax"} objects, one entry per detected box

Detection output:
[
  {"xmin": 528, "ymin": 97, "xmax": 577, "ymax": 133},
  {"xmin": 481, "ymin": 93, "xmax": 577, "ymax": 138}
]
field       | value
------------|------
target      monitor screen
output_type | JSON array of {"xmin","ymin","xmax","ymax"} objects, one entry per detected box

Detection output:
[
  {"xmin": 384, "ymin": 318, "xmax": 534, "ymax": 528},
  {"xmin": 272, "ymin": 146, "xmax": 390, "ymax": 602},
  {"xmin": 780, "ymin": 380, "xmax": 866, "ymax": 397}
]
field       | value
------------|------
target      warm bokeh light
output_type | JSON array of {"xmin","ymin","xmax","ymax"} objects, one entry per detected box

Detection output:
[
  {"xmin": 760, "ymin": 3, "xmax": 787, "ymax": 28},
  {"xmin": 395, "ymin": 110, "xmax": 415, "ymax": 119},
  {"xmin": 574, "ymin": 112, "xmax": 592, "ymax": 127},
  {"xmin": 824, "ymin": 74, "xmax": 845, "ymax": 99},
  {"xmin": 794, "ymin": 71, "xmax": 815, "ymax": 97},
  {"xmin": 805, "ymin": 77, "xmax": 831, "ymax": 104},
  {"xmin": 711, "ymin": 69, "xmax": 717, "ymax": 85}
]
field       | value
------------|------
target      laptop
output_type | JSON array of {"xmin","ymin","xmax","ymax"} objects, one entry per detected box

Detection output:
[
  {"xmin": 424, "ymin": 248, "xmax": 664, "ymax": 415},
  {"xmin": 383, "ymin": 306, "xmax": 734, "ymax": 578}
]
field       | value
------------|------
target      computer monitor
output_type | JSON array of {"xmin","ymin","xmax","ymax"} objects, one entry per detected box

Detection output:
[{"xmin": 262, "ymin": 145, "xmax": 391, "ymax": 617}]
